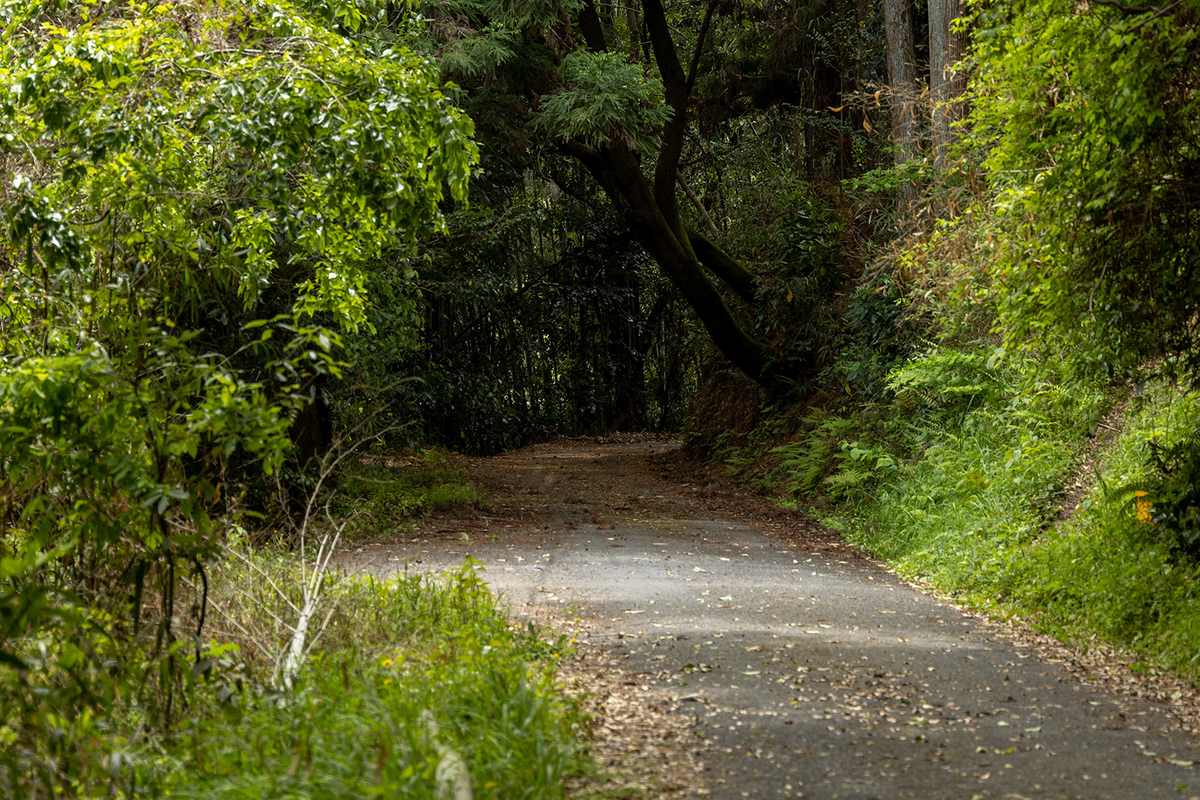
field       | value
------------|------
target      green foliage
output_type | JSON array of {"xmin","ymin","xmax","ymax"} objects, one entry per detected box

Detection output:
[
  {"xmin": 534, "ymin": 51, "xmax": 671, "ymax": 151},
  {"xmin": 968, "ymin": 0, "xmax": 1200, "ymax": 383},
  {"xmin": 938, "ymin": 385, "xmax": 1200, "ymax": 676},
  {"xmin": 825, "ymin": 438, "xmax": 900, "ymax": 499},
  {"xmin": 0, "ymin": 0, "xmax": 477, "ymax": 791},
  {"xmin": 381, "ymin": 159, "xmax": 702, "ymax": 454},
  {"xmin": 747, "ymin": 187, "xmax": 847, "ymax": 372},
  {"xmin": 437, "ymin": 23, "xmax": 520, "ymax": 76},
  {"xmin": 810, "ymin": 352, "xmax": 1200, "ymax": 678},
  {"xmin": 423, "ymin": 0, "xmax": 897, "ymax": 396},
  {"xmin": 832, "ymin": 281, "xmax": 913, "ymax": 399},
  {"xmin": 689, "ymin": 142, "xmax": 869, "ymax": 392},
  {"xmin": 12, "ymin": 557, "xmax": 587, "ymax": 797},
  {"xmin": 1102, "ymin": 390, "xmax": 1200, "ymax": 562},
  {"xmin": 1, "ymin": 0, "xmax": 475, "ymax": 328},
  {"xmin": 887, "ymin": 348, "xmax": 1005, "ymax": 413},
  {"xmin": 474, "ymin": 0, "xmax": 584, "ymax": 32},
  {"xmin": 334, "ymin": 449, "xmax": 486, "ymax": 538},
  {"xmin": 1143, "ymin": 436, "xmax": 1200, "ymax": 559},
  {"xmin": 769, "ymin": 412, "xmax": 857, "ymax": 498},
  {"xmin": 166, "ymin": 563, "xmax": 583, "ymax": 799}
]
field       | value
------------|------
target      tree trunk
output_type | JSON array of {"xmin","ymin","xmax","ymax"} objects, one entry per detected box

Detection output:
[
  {"xmin": 884, "ymin": 0, "xmax": 919, "ymax": 211},
  {"xmin": 607, "ymin": 266, "xmax": 647, "ymax": 431},
  {"xmin": 289, "ymin": 375, "xmax": 332, "ymax": 467},
  {"xmin": 584, "ymin": 154, "xmax": 783, "ymax": 389},
  {"xmin": 563, "ymin": 0, "xmax": 810, "ymax": 394},
  {"xmin": 929, "ymin": 0, "xmax": 968, "ymax": 170}
]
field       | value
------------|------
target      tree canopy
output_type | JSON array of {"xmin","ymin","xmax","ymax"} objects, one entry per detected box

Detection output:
[{"xmin": 422, "ymin": 0, "xmax": 861, "ymax": 392}]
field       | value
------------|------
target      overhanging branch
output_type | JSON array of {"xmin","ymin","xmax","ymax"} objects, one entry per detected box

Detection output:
[
  {"xmin": 643, "ymin": 0, "xmax": 690, "ymax": 235},
  {"xmin": 687, "ymin": 226, "xmax": 759, "ymax": 304}
]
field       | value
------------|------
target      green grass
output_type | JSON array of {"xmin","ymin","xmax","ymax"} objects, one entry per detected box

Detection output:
[
  {"xmin": 1, "ymin": 557, "xmax": 587, "ymax": 799},
  {"xmin": 835, "ymin": 368, "xmax": 1200, "ymax": 677},
  {"xmin": 162, "ymin": 563, "xmax": 583, "ymax": 799},
  {"xmin": 731, "ymin": 346, "xmax": 1200, "ymax": 680},
  {"xmin": 981, "ymin": 387, "xmax": 1200, "ymax": 673},
  {"xmin": 334, "ymin": 447, "xmax": 487, "ymax": 540}
]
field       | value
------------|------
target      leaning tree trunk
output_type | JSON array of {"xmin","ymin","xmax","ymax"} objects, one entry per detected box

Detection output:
[
  {"xmin": 566, "ymin": 0, "xmax": 799, "ymax": 394},
  {"xmin": 884, "ymin": 0, "xmax": 919, "ymax": 211}
]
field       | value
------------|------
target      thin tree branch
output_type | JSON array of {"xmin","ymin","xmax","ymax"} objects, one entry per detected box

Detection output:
[
  {"xmin": 686, "ymin": 226, "xmax": 760, "ymax": 304},
  {"xmin": 181, "ymin": 577, "xmax": 274, "ymax": 656},
  {"xmin": 677, "ymin": 170, "xmax": 719, "ymax": 235},
  {"xmin": 221, "ymin": 546, "xmax": 301, "ymax": 615},
  {"xmin": 685, "ymin": 0, "xmax": 719, "ymax": 97}
]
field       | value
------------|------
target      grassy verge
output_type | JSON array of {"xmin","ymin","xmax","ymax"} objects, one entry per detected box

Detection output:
[
  {"xmin": 3, "ymin": 528, "xmax": 584, "ymax": 799},
  {"xmin": 161, "ymin": 560, "xmax": 584, "ymax": 799},
  {"xmin": 333, "ymin": 447, "xmax": 487, "ymax": 540},
  {"xmin": 714, "ymin": 347, "xmax": 1200, "ymax": 680}
]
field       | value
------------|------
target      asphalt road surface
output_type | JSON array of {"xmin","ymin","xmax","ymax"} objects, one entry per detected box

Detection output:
[{"xmin": 349, "ymin": 442, "xmax": 1200, "ymax": 799}]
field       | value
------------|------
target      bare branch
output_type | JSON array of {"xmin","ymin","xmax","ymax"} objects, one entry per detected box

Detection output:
[
  {"xmin": 685, "ymin": 0, "xmax": 718, "ymax": 97},
  {"xmin": 181, "ymin": 576, "xmax": 274, "ymax": 656},
  {"xmin": 678, "ymin": 170, "xmax": 719, "ymax": 235},
  {"xmin": 221, "ymin": 545, "xmax": 302, "ymax": 616}
]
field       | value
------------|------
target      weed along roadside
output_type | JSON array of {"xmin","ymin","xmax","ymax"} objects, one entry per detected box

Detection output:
[
  {"xmin": 167, "ymin": 563, "xmax": 586, "ymax": 798},
  {"xmin": 711, "ymin": 358, "xmax": 1200, "ymax": 697},
  {"xmin": 348, "ymin": 440, "xmax": 1200, "ymax": 799}
]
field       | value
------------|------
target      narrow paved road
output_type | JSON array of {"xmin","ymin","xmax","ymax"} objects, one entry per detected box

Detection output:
[{"xmin": 345, "ymin": 441, "xmax": 1200, "ymax": 799}]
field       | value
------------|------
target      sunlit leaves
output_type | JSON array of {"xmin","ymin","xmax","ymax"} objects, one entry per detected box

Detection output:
[
  {"xmin": 967, "ymin": 0, "xmax": 1200, "ymax": 381},
  {"xmin": 0, "ymin": 1, "xmax": 477, "ymax": 775},
  {"xmin": 1, "ymin": 0, "xmax": 477, "ymax": 328}
]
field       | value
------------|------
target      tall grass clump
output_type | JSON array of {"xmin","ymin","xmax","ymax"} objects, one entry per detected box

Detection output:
[
  {"xmin": 165, "ymin": 561, "xmax": 583, "ymax": 800},
  {"xmin": 331, "ymin": 448, "xmax": 487, "ymax": 541},
  {"xmin": 826, "ymin": 346, "xmax": 1102, "ymax": 572},
  {"xmin": 1, "ymin": 547, "xmax": 587, "ymax": 798}
]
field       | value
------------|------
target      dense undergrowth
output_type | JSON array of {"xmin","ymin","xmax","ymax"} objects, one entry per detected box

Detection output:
[
  {"xmin": 707, "ymin": 336, "xmax": 1200, "ymax": 678},
  {"xmin": 1, "ymin": 455, "xmax": 588, "ymax": 798},
  {"xmin": 4, "ymin": 568, "xmax": 586, "ymax": 798},
  {"xmin": 161, "ymin": 561, "xmax": 583, "ymax": 800},
  {"xmin": 333, "ymin": 448, "xmax": 488, "ymax": 541}
]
